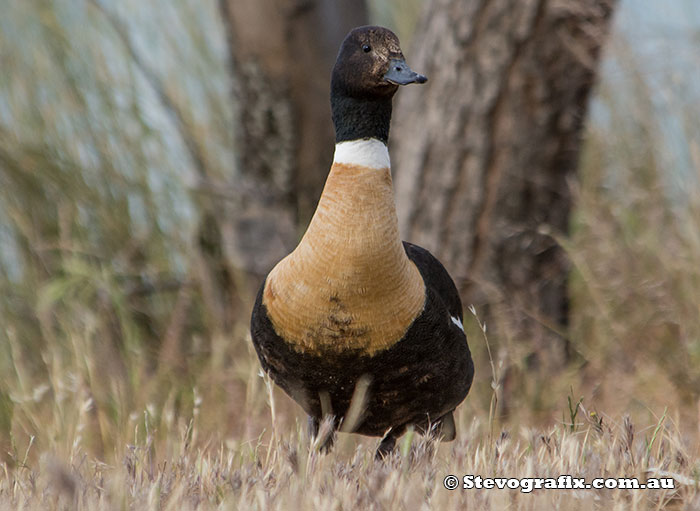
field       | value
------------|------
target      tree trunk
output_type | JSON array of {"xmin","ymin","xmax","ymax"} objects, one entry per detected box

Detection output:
[
  {"xmin": 392, "ymin": 0, "xmax": 617, "ymax": 368},
  {"xmin": 218, "ymin": 0, "xmax": 368, "ymax": 275}
]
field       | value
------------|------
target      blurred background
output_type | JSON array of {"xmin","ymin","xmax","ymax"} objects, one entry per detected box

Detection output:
[{"xmin": 0, "ymin": 0, "xmax": 699, "ymax": 466}]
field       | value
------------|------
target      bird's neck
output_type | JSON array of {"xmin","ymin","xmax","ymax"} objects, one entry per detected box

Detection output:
[
  {"xmin": 302, "ymin": 139, "xmax": 405, "ymax": 271},
  {"xmin": 263, "ymin": 138, "xmax": 425, "ymax": 355},
  {"xmin": 331, "ymin": 91, "xmax": 393, "ymax": 144}
]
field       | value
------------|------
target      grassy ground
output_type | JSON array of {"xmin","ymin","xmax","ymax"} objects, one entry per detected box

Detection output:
[
  {"xmin": 0, "ymin": 333, "xmax": 698, "ymax": 510},
  {"xmin": 2, "ymin": 2, "xmax": 700, "ymax": 510}
]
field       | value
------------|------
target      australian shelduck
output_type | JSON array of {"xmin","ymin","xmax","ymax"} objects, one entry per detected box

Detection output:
[{"xmin": 250, "ymin": 25, "xmax": 474, "ymax": 457}]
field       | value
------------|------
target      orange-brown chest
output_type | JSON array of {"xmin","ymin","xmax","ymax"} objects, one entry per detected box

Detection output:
[{"xmin": 263, "ymin": 162, "xmax": 425, "ymax": 356}]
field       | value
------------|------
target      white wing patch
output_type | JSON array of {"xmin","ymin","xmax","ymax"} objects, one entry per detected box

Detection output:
[
  {"xmin": 450, "ymin": 315, "xmax": 465, "ymax": 333},
  {"xmin": 333, "ymin": 139, "xmax": 390, "ymax": 169}
]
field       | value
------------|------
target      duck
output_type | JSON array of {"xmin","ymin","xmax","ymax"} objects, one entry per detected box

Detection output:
[{"xmin": 250, "ymin": 25, "xmax": 474, "ymax": 458}]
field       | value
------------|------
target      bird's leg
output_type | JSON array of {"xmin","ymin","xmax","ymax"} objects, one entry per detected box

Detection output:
[
  {"xmin": 308, "ymin": 415, "xmax": 336, "ymax": 453},
  {"xmin": 417, "ymin": 412, "xmax": 457, "ymax": 442},
  {"xmin": 435, "ymin": 412, "xmax": 456, "ymax": 442},
  {"xmin": 308, "ymin": 415, "xmax": 319, "ymax": 438},
  {"xmin": 375, "ymin": 435, "xmax": 396, "ymax": 459},
  {"xmin": 375, "ymin": 426, "xmax": 405, "ymax": 460}
]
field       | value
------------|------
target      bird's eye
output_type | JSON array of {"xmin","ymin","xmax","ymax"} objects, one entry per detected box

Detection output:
[{"xmin": 362, "ymin": 44, "xmax": 371, "ymax": 53}]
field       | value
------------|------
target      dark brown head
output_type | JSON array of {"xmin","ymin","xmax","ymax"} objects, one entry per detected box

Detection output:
[
  {"xmin": 331, "ymin": 26, "xmax": 426, "ymax": 99},
  {"xmin": 331, "ymin": 26, "xmax": 426, "ymax": 143}
]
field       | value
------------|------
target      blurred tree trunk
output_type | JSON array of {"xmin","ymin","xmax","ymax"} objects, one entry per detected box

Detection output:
[
  {"xmin": 392, "ymin": 0, "xmax": 617, "ymax": 369},
  {"xmin": 217, "ymin": 0, "xmax": 368, "ymax": 276}
]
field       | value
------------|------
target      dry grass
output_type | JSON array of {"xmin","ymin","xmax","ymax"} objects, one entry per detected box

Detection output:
[
  {"xmin": 1, "ymin": 329, "xmax": 698, "ymax": 510},
  {"xmin": 2, "ymin": 1, "xmax": 700, "ymax": 509}
]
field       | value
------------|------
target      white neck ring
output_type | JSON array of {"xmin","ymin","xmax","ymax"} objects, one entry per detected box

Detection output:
[{"xmin": 333, "ymin": 139, "xmax": 390, "ymax": 169}]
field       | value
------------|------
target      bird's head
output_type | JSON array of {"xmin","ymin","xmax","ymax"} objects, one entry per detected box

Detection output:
[{"xmin": 331, "ymin": 26, "xmax": 427, "ymax": 100}]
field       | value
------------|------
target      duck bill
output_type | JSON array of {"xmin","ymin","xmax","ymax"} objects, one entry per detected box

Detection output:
[{"xmin": 383, "ymin": 59, "xmax": 428, "ymax": 85}]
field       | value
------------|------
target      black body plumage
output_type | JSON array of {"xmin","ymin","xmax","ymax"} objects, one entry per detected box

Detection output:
[{"xmin": 250, "ymin": 243, "xmax": 474, "ymax": 442}]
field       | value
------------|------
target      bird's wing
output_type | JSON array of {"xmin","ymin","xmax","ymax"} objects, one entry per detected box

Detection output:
[{"xmin": 402, "ymin": 241, "xmax": 464, "ymax": 321}]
